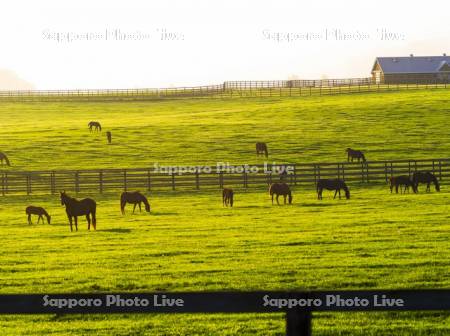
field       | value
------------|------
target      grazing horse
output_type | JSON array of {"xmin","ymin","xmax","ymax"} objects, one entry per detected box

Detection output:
[
  {"xmin": 0, "ymin": 152, "xmax": 10, "ymax": 166},
  {"xmin": 317, "ymin": 179, "xmax": 350, "ymax": 200},
  {"xmin": 120, "ymin": 191, "xmax": 150, "ymax": 214},
  {"xmin": 26, "ymin": 206, "xmax": 51, "ymax": 225},
  {"xmin": 106, "ymin": 131, "xmax": 112, "ymax": 144},
  {"xmin": 389, "ymin": 175, "xmax": 417, "ymax": 194},
  {"xmin": 88, "ymin": 121, "xmax": 102, "ymax": 132},
  {"xmin": 222, "ymin": 188, "xmax": 234, "ymax": 207},
  {"xmin": 412, "ymin": 171, "xmax": 440, "ymax": 192},
  {"xmin": 269, "ymin": 183, "xmax": 292, "ymax": 205},
  {"xmin": 60, "ymin": 191, "xmax": 97, "ymax": 231},
  {"xmin": 346, "ymin": 148, "xmax": 366, "ymax": 162},
  {"xmin": 256, "ymin": 142, "xmax": 268, "ymax": 158}
]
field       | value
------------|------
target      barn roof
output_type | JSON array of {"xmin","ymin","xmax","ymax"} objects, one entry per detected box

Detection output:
[{"xmin": 373, "ymin": 55, "xmax": 450, "ymax": 74}]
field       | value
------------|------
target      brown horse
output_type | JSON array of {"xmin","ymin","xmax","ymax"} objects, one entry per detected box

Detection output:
[
  {"xmin": 269, "ymin": 183, "xmax": 292, "ymax": 205},
  {"xmin": 346, "ymin": 148, "xmax": 366, "ymax": 162},
  {"xmin": 389, "ymin": 175, "xmax": 417, "ymax": 194},
  {"xmin": 120, "ymin": 191, "xmax": 150, "ymax": 214},
  {"xmin": 412, "ymin": 171, "xmax": 440, "ymax": 192},
  {"xmin": 88, "ymin": 121, "xmax": 102, "ymax": 132},
  {"xmin": 317, "ymin": 179, "xmax": 350, "ymax": 200},
  {"xmin": 60, "ymin": 191, "xmax": 97, "ymax": 231},
  {"xmin": 0, "ymin": 152, "xmax": 10, "ymax": 166},
  {"xmin": 26, "ymin": 206, "xmax": 51, "ymax": 224},
  {"xmin": 256, "ymin": 142, "xmax": 268, "ymax": 158},
  {"xmin": 222, "ymin": 188, "xmax": 234, "ymax": 207},
  {"xmin": 106, "ymin": 131, "xmax": 112, "ymax": 144}
]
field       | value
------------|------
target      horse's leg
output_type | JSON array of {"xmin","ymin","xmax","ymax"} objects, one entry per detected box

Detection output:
[
  {"xmin": 276, "ymin": 194, "xmax": 280, "ymax": 205},
  {"xmin": 333, "ymin": 189, "xmax": 337, "ymax": 199},
  {"xmin": 38, "ymin": 215, "xmax": 42, "ymax": 224},
  {"xmin": 133, "ymin": 203, "xmax": 137, "ymax": 213},
  {"xmin": 28, "ymin": 214, "xmax": 32, "ymax": 225},
  {"xmin": 271, "ymin": 193, "xmax": 274, "ymax": 205},
  {"xmin": 74, "ymin": 216, "xmax": 78, "ymax": 231},
  {"xmin": 139, "ymin": 202, "xmax": 142, "ymax": 212},
  {"xmin": 68, "ymin": 216, "xmax": 73, "ymax": 232},
  {"xmin": 426, "ymin": 182, "xmax": 430, "ymax": 192},
  {"xmin": 283, "ymin": 195, "xmax": 286, "ymax": 204},
  {"xmin": 86, "ymin": 214, "xmax": 91, "ymax": 230},
  {"xmin": 339, "ymin": 189, "xmax": 341, "ymax": 199}
]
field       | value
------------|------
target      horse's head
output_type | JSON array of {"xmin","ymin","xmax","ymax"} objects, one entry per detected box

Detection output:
[
  {"xmin": 145, "ymin": 202, "xmax": 151, "ymax": 212},
  {"xmin": 345, "ymin": 189, "xmax": 350, "ymax": 199},
  {"xmin": 345, "ymin": 148, "xmax": 351, "ymax": 153},
  {"xmin": 60, "ymin": 191, "xmax": 67, "ymax": 205},
  {"xmin": 47, "ymin": 215, "xmax": 51, "ymax": 224}
]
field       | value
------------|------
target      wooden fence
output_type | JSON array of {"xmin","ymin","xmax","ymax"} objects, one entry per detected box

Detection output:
[
  {"xmin": 1, "ymin": 158, "xmax": 449, "ymax": 196},
  {"xmin": 0, "ymin": 290, "xmax": 449, "ymax": 336},
  {"xmin": 0, "ymin": 78, "xmax": 448, "ymax": 102}
]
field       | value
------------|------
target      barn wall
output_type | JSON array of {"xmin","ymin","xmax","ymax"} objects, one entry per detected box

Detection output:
[{"xmin": 383, "ymin": 73, "xmax": 448, "ymax": 84}]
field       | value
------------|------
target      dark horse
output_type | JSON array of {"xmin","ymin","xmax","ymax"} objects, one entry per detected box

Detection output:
[
  {"xmin": 222, "ymin": 188, "xmax": 234, "ymax": 207},
  {"xmin": 88, "ymin": 121, "xmax": 102, "ymax": 132},
  {"xmin": 106, "ymin": 131, "xmax": 112, "ymax": 144},
  {"xmin": 26, "ymin": 206, "xmax": 51, "ymax": 225},
  {"xmin": 60, "ymin": 191, "xmax": 97, "ymax": 231},
  {"xmin": 412, "ymin": 171, "xmax": 440, "ymax": 192},
  {"xmin": 346, "ymin": 148, "xmax": 366, "ymax": 162},
  {"xmin": 0, "ymin": 152, "xmax": 10, "ymax": 166},
  {"xmin": 317, "ymin": 179, "xmax": 350, "ymax": 200},
  {"xmin": 269, "ymin": 183, "xmax": 292, "ymax": 205},
  {"xmin": 256, "ymin": 142, "xmax": 268, "ymax": 158},
  {"xmin": 389, "ymin": 175, "xmax": 417, "ymax": 194},
  {"xmin": 120, "ymin": 191, "xmax": 150, "ymax": 214}
]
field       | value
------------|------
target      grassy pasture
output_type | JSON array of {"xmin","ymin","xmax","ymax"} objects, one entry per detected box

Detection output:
[{"xmin": 0, "ymin": 90, "xmax": 449, "ymax": 335}]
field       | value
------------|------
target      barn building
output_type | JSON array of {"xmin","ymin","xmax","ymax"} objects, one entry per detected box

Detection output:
[{"xmin": 371, "ymin": 54, "xmax": 450, "ymax": 84}]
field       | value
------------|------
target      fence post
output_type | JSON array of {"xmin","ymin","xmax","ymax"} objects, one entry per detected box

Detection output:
[
  {"xmin": 439, "ymin": 160, "xmax": 442, "ymax": 180},
  {"xmin": 50, "ymin": 172, "xmax": 56, "ymax": 195},
  {"xmin": 123, "ymin": 170, "xmax": 127, "ymax": 191},
  {"xmin": 243, "ymin": 171, "xmax": 248, "ymax": 188},
  {"xmin": 195, "ymin": 170, "xmax": 200, "ymax": 190},
  {"xmin": 171, "ymin": 173, "xmax": 175, "ymax": 191},
  {"xmin": 1, "ymin": 173, "xmax": 5, "ymax": 196},
  {"xmin": 293, "ymin": 165, "xmax": 297, "ymax": 185},
  {"xmin": 219, "ymin": 171, "xmax": 224, "ymax": 189},
  {"xmin": 384, "ymin": 162, "xmax": 388, "ymax": 183},
  {"xmin": 99, "ymin": 170, "xmax": 103, "ymax": 194},
  {"xmin": 75, "ymin": 172, "xmax": 80, "ymax": 193},
  {"xmin": 286, "ymin": 310, "xmax": 312, "ymax": 336},
  {"xmin": 147, "ymin": 170, "xmax": 152, "ymax": 191},
  {"xmin": 26, "ymin": 174, "xmax": 31, "ymax": 195}
]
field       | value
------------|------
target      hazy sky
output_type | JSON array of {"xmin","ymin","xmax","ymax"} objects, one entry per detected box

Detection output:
[{"xmin": 0, "ymin": 0, "xmax": 449, "ymax": 89}]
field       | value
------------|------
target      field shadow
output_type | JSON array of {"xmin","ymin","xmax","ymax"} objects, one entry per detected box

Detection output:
[
  {"xmin": 99, "ymin": 228, "xmax": 131, "ymax": 233},
  {"xmin": 150, "ymin": 211, "xmax": 178, "ymax": 216}
]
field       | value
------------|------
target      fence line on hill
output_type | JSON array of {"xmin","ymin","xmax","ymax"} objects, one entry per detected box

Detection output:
[
  {"xmin": 0, "ymin": 78, "xmax": 448, "ymax": 102},
  {"xmin": 0, "ymin": 158, "xmax": 448, "ymax": 196}
]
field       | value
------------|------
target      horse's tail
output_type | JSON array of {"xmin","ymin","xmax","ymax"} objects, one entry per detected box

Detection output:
[
  {"xmin": 120, "ymin": 193, "xmax": 126, "ymax": 214},
  {"xmin": 91, "ymin": 204, "xmax": 97, "ymax": 228}
]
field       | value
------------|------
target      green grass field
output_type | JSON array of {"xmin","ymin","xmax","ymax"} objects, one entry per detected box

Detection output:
[{"xmin": 0, "ymin": 90, "xmax": 449, "ymax": 335}]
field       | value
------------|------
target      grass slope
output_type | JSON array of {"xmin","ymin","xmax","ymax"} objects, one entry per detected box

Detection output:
[
  {"xmin": 0, "ymin": 90, "xmax": 449, "ymax": 171},
  {"xmin": 0, "ymin": 90, "xmax": 449, "ymax": 335}
]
